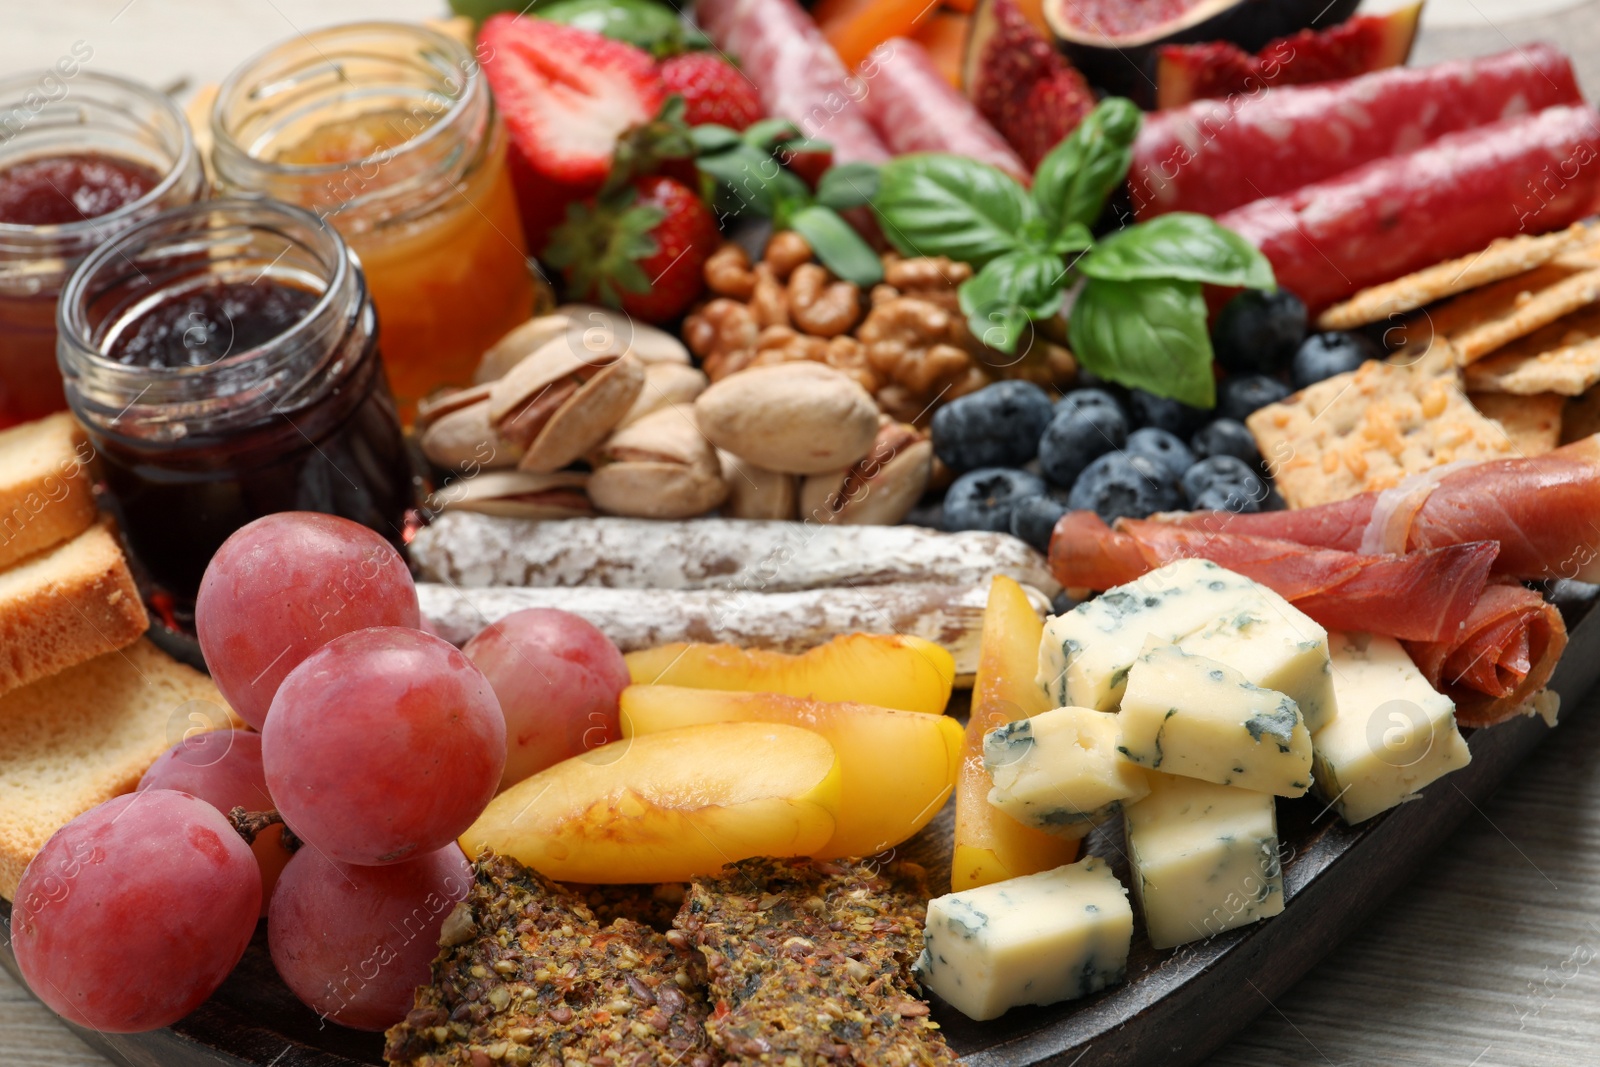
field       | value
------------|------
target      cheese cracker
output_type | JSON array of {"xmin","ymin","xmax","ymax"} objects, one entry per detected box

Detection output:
[
  {"xmin": 1463, "ymin": 304, "xmax": 1600, "ymax": 395},
  {"xmin": 1468, "ymin": 392, "xmax": 1564, "ymax": 455}
]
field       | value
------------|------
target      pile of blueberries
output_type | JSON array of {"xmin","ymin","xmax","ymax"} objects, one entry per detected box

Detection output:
[{"xmin": 932, "ymin": 289, "xmax": 1377, "ymax": 550}]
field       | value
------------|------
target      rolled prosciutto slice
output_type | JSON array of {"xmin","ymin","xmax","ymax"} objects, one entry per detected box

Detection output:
[
  {"xmin": 697, "ymin": 0, "xmax": 890, "ymax": 164},
  {"xmin": 1405, "ymin": 583, "xmax": 1567, "ymax": 727},
  {"xmin": 1130, "ymin": 43, "xmax": 1583, "ymax": 219},
  {"xmin": 856, "ymin": 38, "xmax": 1028, "ymax": 180},
  {"xmin": 1160, "ymin": 435, "xmax": 1600, "ymax": 581},
  {"xmin": 1048, "ymin": 513, "xmax": 1496, "ymax": 643}
]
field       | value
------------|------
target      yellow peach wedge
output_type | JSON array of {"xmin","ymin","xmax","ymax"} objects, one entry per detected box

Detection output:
[
  {"xmin": 952, "ymin": 575, "xmax": 1079, "ymax": 891},
  {"xmin": 624, "ymin": 633, "xmax": 955, "ymax": 714},
  {"xmin": 620, "ymin": 685, "xmax": 963, "ymax": 860},
  {"xmin": 461, "ymin": 721, "xmax": 841, "ymax": 883}
]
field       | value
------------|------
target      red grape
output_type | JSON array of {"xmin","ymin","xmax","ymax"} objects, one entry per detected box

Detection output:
[
  {"xmin": 261, "ymin": 627, "xmax": 505, "ymax": 866},
  {"xmin": 463, "ymin": 608, "xmax": 629, "ymax": 789},
  {"xmin": 196, "ymin": 512, "xmax": 420, "ymax": 729},
  {"xmin": 9, "ymin": 790, "xmax": 260, "ymax": 1033},
  {"xmin": 268, "ymin": 844, "xmax": 472, "ymax": 1030},
  {"xmin": 138, "ymin": 730, "xmax": 288, "ymax": 914}
]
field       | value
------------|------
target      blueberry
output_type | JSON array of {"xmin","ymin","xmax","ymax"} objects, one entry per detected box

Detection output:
[
  {"xmin": 1218, "ymin": 375, "xmax": 1291, "ymax": 422},
  {"xmin": 1129, "ymin": 389, "xmax": 1208, "ymax": 438},
  {"xmin": 1050, "ymin": 590, "xmax": 1079, "ymax": 616},
  {"xmin": 1056, "ymin": 386, "xmax": 1126, "ymax": 422},
  {"xmin": 1212, "ymin": 289, "xmax": 1307, "ymax": 375},
  {"xmin": 1067, "ymin": 452, "xmax": 1182, "ymax": 523},
  {"xmin": 1038, "ymin": 403, "xmax": 1128, "ymax": 488},
  {"xmin": 1125, "ymin": 427, "xmax": 1194, "ymax": 480},
  {"xmin": 1191, "ymin": 418, "xmax": 1261, "ymax": 467},
  {"xmin": 1291, "ymin": 332, "xmax": 1373, "ymax": 389},
  {"xmin": 1009, "ymin": 494, "xmax": 1069, "ymax": 552},
  {"xmin": 944, "ymin": 468, "xmax": 1048, "ymax": 532},
  {"xmin": 931, "ymin": 380, "xmax": 1055, "ymax": 472},
  {"xmin": 1181, "ymin": 455, "xmax": 1267, "ymax": 511}
]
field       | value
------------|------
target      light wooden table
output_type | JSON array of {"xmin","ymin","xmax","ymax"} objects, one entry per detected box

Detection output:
[{"xmin": 6, "ymin": 2, "xmax": 1600, "ymax": 1065}]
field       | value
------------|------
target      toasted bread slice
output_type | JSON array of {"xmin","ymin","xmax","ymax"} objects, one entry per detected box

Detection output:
[
  {"xmin": 0, "ymin": 523, "xmax": 149, "ymax": 699},
  {"xmin": 0, "ymin": 413, "xmax": 97, "ymax": 572},
  {"xmin": 0, "ymin": 639, "xmax": 238, "ymax": 899}
]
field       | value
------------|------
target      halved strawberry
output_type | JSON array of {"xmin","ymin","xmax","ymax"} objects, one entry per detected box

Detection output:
[{"xmin": 478, "ymin": 14, "xmax": 666, "ymax": 251}]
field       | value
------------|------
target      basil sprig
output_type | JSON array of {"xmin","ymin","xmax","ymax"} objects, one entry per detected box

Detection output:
[{"xmin": 869, "ymin": 98, "xmax": 1275, "ymax": 408}]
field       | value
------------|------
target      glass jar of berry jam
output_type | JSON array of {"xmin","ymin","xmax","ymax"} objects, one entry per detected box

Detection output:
[
  {"xmin": 210, "ymin": 22, "xmax": 539, "ymax": 418},
  {"xmin": 0, "ymin": 70, "xmax": 204, "ymax": 428},
  {"xmin": 57, "ymin": 198, "xmax": 417, "ymax": 624}
]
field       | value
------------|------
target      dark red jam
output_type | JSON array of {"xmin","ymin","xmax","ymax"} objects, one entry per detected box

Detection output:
[
  {"xmin": 107, "ymin": 281, "xmax": 321, "ymax": 368},
  {"xmin": 0, "ymin": 153, "xmax": 162, "ymax": 226}
]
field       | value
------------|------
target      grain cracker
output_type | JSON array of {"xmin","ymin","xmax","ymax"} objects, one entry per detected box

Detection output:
[
  {"xmin": 1431, "ymin": 263, "xmax": 1600, "ymax": 364},
  {"xmin": 1462, "ymin": 304, "xmax": 1600, "ymax": 395},
  {"xmin": 1468, "ymin": 392, "xmax": 1564, "ymax": 455}
]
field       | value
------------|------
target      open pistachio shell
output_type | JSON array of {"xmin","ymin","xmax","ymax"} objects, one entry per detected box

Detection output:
[
  {"xmin": 474, "ymin": 314, "xmax": 576, "ymax": 385},
  {"xmin": 420, "ymin": 398, "xmax": 525, "ymax": 471},
  {"xmin": 556, "ymin": 303, "xmax": 691, "ymax": 365},
  {"xmin": 588, "ymin": 406, "xmax": 728, "ymax": 519},
  {"xmin": 488, "ymin": 340, "xmax": 646, "ymax": 474},
  {"xmin": 719, "ymin": 450, "xmax": 799, "ymax": 520},
  {"xmin": 416, "ymin": 381, "xmax": 495, "ymax": 429},
  {"xmin": 431, "ymin": 470, "xmax": 593, "ymax": 519},
  {"xmin": 619, "ymin": 363, "xmax": 711, "ymax": 428},
  {"xmin": 800, "ymin": 436, "xmax": 933, "ymax": 526}
]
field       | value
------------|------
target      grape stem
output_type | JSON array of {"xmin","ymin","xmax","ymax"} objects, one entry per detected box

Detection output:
[{"xmin": 226, "ymin": 807, "xmax": 304, "ymax": 853}]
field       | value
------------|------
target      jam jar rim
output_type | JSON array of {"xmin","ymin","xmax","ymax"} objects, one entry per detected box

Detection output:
[
  {"xmin": 0, "ymin": 69, "xmax": 200, "ymax": 240},
  {"xmin": 209, "ymin": 20, "xmax": 483, "ymax": 190},
  {"xmin": 56, "ymin": 195, "xmax": 354, "ymax": 392}
]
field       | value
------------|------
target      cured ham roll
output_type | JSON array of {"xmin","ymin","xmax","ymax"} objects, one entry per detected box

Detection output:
[
  {"xmin": 1130, "ymin": 44, "xmax": 1583, "ymax": 219},
  {"xmin": 1158, "ymin": 435, "xmax": 1600, "ymax": 583},
  {"xmin": 1406, "ymin": 584, "xmax": 1567, "ymax": 728}
]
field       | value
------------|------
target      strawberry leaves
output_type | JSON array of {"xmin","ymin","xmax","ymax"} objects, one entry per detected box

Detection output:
[{"xmin": 545, "ymin": 188, "xmax": 666, "ymax": 305}]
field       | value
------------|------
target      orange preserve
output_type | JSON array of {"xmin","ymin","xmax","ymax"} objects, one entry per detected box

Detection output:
[{"xmin": 211, "ymin": 23, "xmax": 537, "ymax": 416}]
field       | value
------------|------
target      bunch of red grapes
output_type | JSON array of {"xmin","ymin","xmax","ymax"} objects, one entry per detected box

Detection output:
[{"xmin": 8, "ymin": 513, "xmax": 630, "ymax": 1034}]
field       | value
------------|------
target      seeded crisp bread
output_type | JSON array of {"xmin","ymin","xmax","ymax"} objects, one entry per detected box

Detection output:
[
  {"xmin": 1462, "ymin": 303, "xmax": 1600, "ymax": 395},
  {"xmin": 1468, "ymin": 392, "xmax": 1564, "ymax": 455},
  {"xmin": 676, "ymin": 857, "xmax": 955, "ymax": 1066},
  {"xmin": 1315, "ymin": 223, "xmax": 1596, "ymax": 331},
  {"xmin": 1428, "ymin": 260, "xmax": 1600, "ymax": 364},
  {"xmin": 384, "ymin": 852, "xmax": 713, "ymax": 1067}
]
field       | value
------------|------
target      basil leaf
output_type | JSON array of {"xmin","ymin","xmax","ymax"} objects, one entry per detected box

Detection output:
[
  {"xmin": 1068, "ymin": 277, "xmax": 1216, "ymax": 408},
  {"xmin": 1031, "ymin": 97, "xmax": 1141, "ymax": 238},
  {"xmin": 690, "ymin": 124, "xmax": 742, "ymax": 154},
  {"xmin": 957, "ymin": 250, "xmax": 1066, "ymax": 355},
  {"xmin": 1051, "ymin": 221, "xmax": 1095, "ymax": 255},
  {"xmin": 815, "ymin": 163, "xmax": 880, "ymax": 210},
  {"xmin": 698, "ymin": 143, "xmax": 811, "ymax": 221},
  {"xmin": 743, "ymin": 117, "xmax": 803, "ymax": 150},
  {"xmin": 788, "ymin": 205, "xmax": 885, "ymax": 286},
  {"xmin": 1079, "ymin": 213, "xmax": 1275, "ymax": 289},
  {"xmin": 872, "ymin": 154, "xmax": 1032, "ymax": 267}
]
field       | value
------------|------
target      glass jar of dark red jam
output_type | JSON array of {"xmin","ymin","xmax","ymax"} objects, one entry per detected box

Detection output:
[
  {"xmin": 0, "ymin": 70, "xmax": 204, "ymax": 428},
  {"xmin": 57, "ymin": 198, "xmax": 417, "ymax": 623}
]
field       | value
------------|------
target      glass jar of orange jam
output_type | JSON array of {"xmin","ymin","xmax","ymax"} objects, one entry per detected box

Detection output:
[
  {"xmin": 210, "ymin": 22, "xmax": 538, "ymax": 417},
  {"xmin": 0, "ymin": 70, "xmax": 204, "ymax": 428}
]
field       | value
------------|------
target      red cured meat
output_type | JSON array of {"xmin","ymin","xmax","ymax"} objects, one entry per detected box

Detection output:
[
  {"xmin": 1046, "ymin": 512, "xmax": 1496, "ymax": 642},
  {"xmin": 1218, "ymin": 106, "xmax": 1600, "ymax": 312},
  {"xmin": 1130, "ymin": 44, "xmax": 1582, "ymax": 219},
  {"xmin": 1161, "ymin": 436, "xmax": 1600, "ymax": 581},
  {"xmin": 696, "ymin": 0, "xmax": 890, "ymax": 164},
  {"xmin": 1405, "ymin": 583, "xmax": 1567, "ymax": 727},
  {"xmin": 856, "ymin": 38, "xmax": 1028, "ymax": 181}
]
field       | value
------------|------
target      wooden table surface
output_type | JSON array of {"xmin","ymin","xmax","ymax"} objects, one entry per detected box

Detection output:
[{"xmin": 6, "ymin": 1, "xmax": 1600, "ymax": 1065}]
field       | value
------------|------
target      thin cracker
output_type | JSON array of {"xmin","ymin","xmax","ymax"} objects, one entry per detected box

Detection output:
[
  {"xmin": 1468, "ymin": 392, "xmax": 1564, "ymax": 455},
  {"xmin": 1462, "ymin": 303, "xmax": 1600, "ymax": 395},
  {"xmin": 1316, "ymin": 223, "xmax": 1595, "ymax": 330},
  {"xmin": 1436, "ymin": 263, "xmax": 1600, "ymax": 363}
]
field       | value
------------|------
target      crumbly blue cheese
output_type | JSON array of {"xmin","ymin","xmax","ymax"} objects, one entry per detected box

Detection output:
[
  {"xmin": 1125, "ymin": 772, "xmax": 1285, "ymax": 949},
  {"xmin": 982, "ymin": 706, "xmax": 1150, "ymax": 837},
  {"xmin": 1310, "ymin": 631, "xmax": 1471, "ymax": 825},
  {"xmin": 1036, "ymin": 559, "xmax": 1266, "ymax": 709},
  {"xmin": 1119, "ymin": 641, "xmax": 1313, "ymax": 797},
  {"xmin": 915, "ymin": 856, "xmax": 1133, "ymax": 1021},
  {"xmin": 1176, "ymin": 590, "xmax": 1337, "ymax": 734}
]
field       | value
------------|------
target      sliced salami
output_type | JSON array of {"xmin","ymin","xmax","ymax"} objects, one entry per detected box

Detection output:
[
  {"xmin": 696, "ymin": 0, "xmax": 890, "ymax": 164},
  {"xmin": 1131, "ymin": 44, "xmax": 1584, "ymax": 220},
  {"xmin": 1219, "ymin": 106, "xmax": 1600, "ymax": 313},
  {"xmin": 857, "ymin": 38, "xmax": 1028, "ymax": 180}
]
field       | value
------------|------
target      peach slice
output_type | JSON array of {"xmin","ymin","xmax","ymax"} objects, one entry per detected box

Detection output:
[
  {"xmin": 952, "ymin": 575, "xmax": 1079, "ymax": 890},
  {"xmin": 624, "ymin": 633, "xmax": 954, "ymax": 715},
  {"xmin": 461, "ymin": 721, "xmax": 841, "ymax": 883},
  {"xmin": 621, "ymin": 685, "xmax": 962, "ymax": 860}
]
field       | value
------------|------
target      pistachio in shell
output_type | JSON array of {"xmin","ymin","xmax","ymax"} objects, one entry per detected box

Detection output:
[
  {"xmin": 556, "ymin": 303, "xmax": 691, "ymax": 365},
  {"xmin": 474, "ymin": 314, "xmax": 576, "ymax": 385},
  {"xmin": 426, "ymin": 470, "xmax": 593, "ymax": 519},
  {"xmin": 619, "ymin": 362, "xmax": 710, "ymax": 428},
  {"xmin": 588, "ymin": 405, "xmax": 728, "ymax": 519},
  {"xmin": 799, "ymin": 421, "xmax": 932, "ymax": 525},
  {"xmin": 718, "ymin": 450, "xmax": 799, "ymax": 520},
  {"xmin": 488, "ymin": 340, "xmax": 646, "ymax": 474},
  {"xmin": 693, "ymin": 362, "xmax": 880, "ymax": 475},
  {"xmin": 420, "ymin": 397, "xmax": 525, "ymax": 471}
]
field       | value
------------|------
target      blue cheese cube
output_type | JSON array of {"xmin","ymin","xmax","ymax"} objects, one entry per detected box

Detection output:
[
  {"xmin": 915, "ymin": 856, "xmax": 1132, "ymax": 1021},
  {"xmin": 1036, "ymin": 559, "xmax": 1266, "ymax": 709},
  {"xmin": 1176, "ymin": 590, "xmax": 1337, "ymax": 734},
  {"xmin": 1119, "ymin": 641, "xmax": 1312, "ymax": 797},
  {"xmin": 982, "ymin": 706, "xmax": 1150, "ymax": 837},
  {"xmin": 1126, "ymin": 773, "xmax": 1285, "ymax": 949},
  {"xmin": 1311, "ymin": 631, "xmax": 1471, "ymax": 824}
]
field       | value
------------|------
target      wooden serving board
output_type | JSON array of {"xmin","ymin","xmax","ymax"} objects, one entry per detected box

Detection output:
[{"xmin": 4, "ymin": 592, "xmax": 1597, "ymax": 1067}]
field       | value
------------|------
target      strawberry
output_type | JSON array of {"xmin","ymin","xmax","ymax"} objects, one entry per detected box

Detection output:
[
  {"xmin": 658, "ymin": 53, "xmax": 763, "ymax": 130},
  {"xmin": 478, "ymin": 14, "xmax": 666, "ymax": 251},
  {"xmin": 546, "ymin": 176, "xmax": 719, "ymax": 324},
  {"xmin": 969, "ymin": 0, "xmax": 1095, "ymax": 169},
  {"xmin": 782, "ymin": 142, "xmax": 834, "ymax": 190}
]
